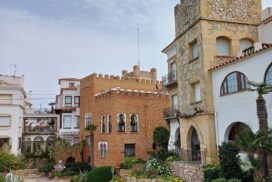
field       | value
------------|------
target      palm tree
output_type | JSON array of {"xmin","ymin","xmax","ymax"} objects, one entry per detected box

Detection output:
[
  {"xmin": 248, "ymin": 81, "xmax": 272, "ymax": 179},
  {"xmin": 248, "ymin": 82, "xmax": 272, "ymax": 131},
  {"xmin": 85, "ymin": 124, "xmax": 97, "ymax": 166},
  {"xmin": 236, "ymin": 128, "xmax": 272, "ymax": 181}
]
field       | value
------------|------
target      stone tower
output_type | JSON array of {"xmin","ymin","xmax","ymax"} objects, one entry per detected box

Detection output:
[{"xmin": 163, "ymin": 0, "xmax": 261, "ymax": 164}]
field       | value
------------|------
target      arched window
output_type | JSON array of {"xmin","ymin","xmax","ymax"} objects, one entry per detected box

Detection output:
[
  {"xmin": 221, "ymin": 72, "xmax": 249, "ymax": 95},
  {"xmin": 265, "ymin": 64, "xmax": 272, "ymax": 85},
  {"xmin": 117, "ymin": 114, "xmax": 126, "ymax": 132},
  {"xmin": 99, "ymin": 142, "xmax": 107, "ymax": 159},
  {"xmin": 216, "ymin": 37, "xmax": 230, "ymax": 56},
  {"xmin": 100, "ymin": 115, "xmax": 105, "ymax": 133},
  {"xmin": 107, "ymin": 114, "xmax": 112, "ymax": 133},
  {"xmin": 130, "ymin": 114, "xmax": 138, "ymax": 132},
  {"xmin": 240, "ymin": 38, "xmax": 253, "ymax": 51}
]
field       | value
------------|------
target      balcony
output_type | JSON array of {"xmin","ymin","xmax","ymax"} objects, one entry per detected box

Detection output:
[
  {"xmin": 162, "ymin": 70, "xmax": 177, "ymax": 88},
  {"xmin": 163, "ymin": 105, "xmax": 180, "ymax": 119}
]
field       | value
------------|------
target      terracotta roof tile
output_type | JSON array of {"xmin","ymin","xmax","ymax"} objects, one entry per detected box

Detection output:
[{"xmin": 209, "ymin": 44, "xmax": 272, "ymax": 72}]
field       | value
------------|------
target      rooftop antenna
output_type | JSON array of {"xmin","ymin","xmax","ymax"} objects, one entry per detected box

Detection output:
[
  {"xmin": 10, "ymin": 64, "xmax": 17, "ymax": 76},
  {"xmin": 137, "ymin": 28, "xmax": 140, "ymax": 68}
]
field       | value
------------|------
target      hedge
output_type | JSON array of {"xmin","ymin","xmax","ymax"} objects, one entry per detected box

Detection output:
[{"xmin": 87, "ymin": 166, "xmax": 113, "ymax": 182}]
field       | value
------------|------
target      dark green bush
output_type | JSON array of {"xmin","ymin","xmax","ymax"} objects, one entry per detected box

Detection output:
[
  {"xmin": 38, "ymin": 162, "xmax": 55, "ymax": 173},
  {"xmin": 0, "ymin": 152, "xmax": 25, "ymax": 172},
  {"xmin": 87, "ymin": 166, "xmax": 113, "ymax": 182},
  {"xmin": 120, "ymin": 157, "xmax": 145, "ymax": 169},
  {"xmin": 153, "ymin": 126, "xmax": 170, "ymax": 149},
  {"xmin": 211, "ymin": 178, "xmax": 228, "ymax": 182},
  {"xmin": 65, "ymin": 162, "xmax": 91, "ymax": 172},
  {"xmin": 218, "ymin": 142, "xmax": 242, "ymax": 180},
  {"xmin": 203, "ymin": 164, "xmax": 220, "ymax": 182},
  {"xmin": 149, "ymin": 148, "xmax": 174, "ymax": 162},
  {"xmin": 241, "ymin": 170, "xmax": 254, "ymax": 182},
  {"xmin": 72, "ymin": 175, "xmax": 80, "ymax": 182},
  {"xmin": 54, "ymin": 170, "xmax": 78, "ymax": 177}
]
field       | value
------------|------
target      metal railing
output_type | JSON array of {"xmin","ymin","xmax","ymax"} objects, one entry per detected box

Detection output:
[
  {"xmin": 162, "ymin": 70, "xmax": 177, "ymax": 87},
  {"xmin": 163, "ymin": 105, "xmax": 180, "ymax": 119}
]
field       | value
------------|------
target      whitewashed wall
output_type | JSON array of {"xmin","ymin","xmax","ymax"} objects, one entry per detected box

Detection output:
[{"xmin": 212, "ymin": 48, "xmax": 272, "ymax": 147}]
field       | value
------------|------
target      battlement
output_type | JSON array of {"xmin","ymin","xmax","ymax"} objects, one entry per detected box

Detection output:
[
  {"xmin": 122, "ymin": 65, "xmax": 157, "ymax": 81},
  {"xmin": 90, "ymin": 72, "xmax": 162, "ymax": 85},
  {"xmin": 95, "ymin": 87, "xmax": 169, "ymax": 100}
]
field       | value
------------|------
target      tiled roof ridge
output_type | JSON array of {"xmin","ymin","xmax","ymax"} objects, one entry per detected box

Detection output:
[
  {"xmin": 262, "ymin": 15, "xmax": 272, "ymax": 24},
  {"xmin": 209, "ymin": 44, "xmax": 272, "ymax": 72}
]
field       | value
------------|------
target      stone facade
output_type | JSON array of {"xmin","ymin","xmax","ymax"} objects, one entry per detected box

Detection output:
[
  {"xmin": 163, "ymin": 0, "xmax": 262, "ymax": 164},
  {"xmin": 80, "ymin": 66, "xmax": 169, "ymax": 167},
  {"xmin": 170, "ymin": 161, "xmax": 204, "ymax": 182}
]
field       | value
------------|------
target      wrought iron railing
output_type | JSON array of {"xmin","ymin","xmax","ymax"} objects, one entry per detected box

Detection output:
[{"xmin": 162, "ymin": 70, "xmax": 177, "ymax": 87}]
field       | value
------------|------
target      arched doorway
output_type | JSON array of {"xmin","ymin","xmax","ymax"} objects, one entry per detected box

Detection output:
[
  {"xmin": 225, "ymin": 122, "xmax": 251, "ymax": 142},
  {"xmin": 187, "ymin": 126, "xmax": 201, "ymax": 162},
  {"xmin": 174, "ymin": 127, "xmax": 180, "ymax": 148},
  {"xmin": 22, "ymin": 137, "xmax": 31, "ymax": 153}
]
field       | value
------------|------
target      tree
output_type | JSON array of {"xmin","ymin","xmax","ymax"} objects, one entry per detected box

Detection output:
[
  {"xmin": 85, "ymin": 124, "xmax": 97, "ymax": 166},
  {"xmin": 153, "ymin": 126, "xmax": 170, "ymax": 149},
  {"xmin": 248, "ymin": 81, "xmax": 272, "ymax": 179}
]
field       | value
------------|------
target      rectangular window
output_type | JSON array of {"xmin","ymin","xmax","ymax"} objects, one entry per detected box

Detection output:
[
  {"xmin": 170, "ymin": 62, "xmax": 177, "ymax": 81},
  {"xmin": 0, "ymin": 116, "xmax": 11, "ymax": 127},
  {"xmin": 130, "ymin": 114, "xmax": 138, "ymax": 133},
  {"xmin": 0, "ymin": 94, "xmax": 12, "ymax": 104},
  {"xmin": 191, "ymin": 41, "xmax": 199, "ymax": 60},
  {"xmin": 193, "ymin": 82, "xmax": 201, "ymax": 103},
  {"xmin": 86, "ymin": 136, "xmax": 91, "ymax": 146},
  {"xmin": 74, "ymin": 96, "xmax": 80, "ymax": 107},
  {"xmin": 63, "ymin": 115, "xmax": 72, "ymax": 129},
  {"xmin": 107, "ymin": 115, "xmax": 112, "ymax": 133},
  {"xmin": 69, "ymin": 82, "xmax": 75, "ymax": 87},
  {"xmin": 117, "ymin": 114, "xmax": 126, "ymax": 132},
  {"xmin": 65, "ymin": 96, "xmax": 72, "ymax": 107},
  {"xmin": 124, "ymin": 144, "xmax": 135, "ymax": 157},
  {"xmin": 74, "ymin": 116, "xmax": 80, "ymax": 129},
  {"xmin": 85, "ymin": 113, "xmax": 91, "ymax": 127}
]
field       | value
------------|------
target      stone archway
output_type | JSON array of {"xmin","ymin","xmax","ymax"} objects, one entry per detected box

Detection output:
[
  {"xmin": 33, "ymin": 136, "xmax": 45, "ymax": 155},
  {"xmin": 174, "ymin": 127, "xmax": 181, "ymax": 148},
  {"xmin": 186, "ymin": 125, "xmax": 204, "ymax": 163},
  {"xmin": 224, "ymin": 122, "xmax": 251, "ymax": 142}
]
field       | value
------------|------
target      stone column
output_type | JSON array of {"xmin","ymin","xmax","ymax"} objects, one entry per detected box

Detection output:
[
  {"xmin": 31, "ymin": 141, "xmax": 34, "ymax": 153},
  {"xmin": 44, "ymin": 141, "xmax": 47, "ymax": 152}
]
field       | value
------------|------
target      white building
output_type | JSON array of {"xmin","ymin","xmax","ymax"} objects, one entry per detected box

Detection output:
[
  {"xmin": 211, "ymin": 8, "xmax": 272, "ymax": 147},
  {"xmin": 55, "ymin": 78, "xmax": 80, "ymax": 144},
  {"xmin": 0, "ymin": 75, "xmax": 26, "ymax": 155}
]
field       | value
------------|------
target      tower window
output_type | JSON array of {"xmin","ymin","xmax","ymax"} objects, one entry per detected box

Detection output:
[
  {"xmin": 117, "ymin": 114, "xmax": 126, "ymax": 132},
  {"xmin": 216, "ymin": 37, "xmax": 230, "ymax": 56},
  {"xmin": 130, "ymin": 114, "xmax": 138, "ymax": 132}
]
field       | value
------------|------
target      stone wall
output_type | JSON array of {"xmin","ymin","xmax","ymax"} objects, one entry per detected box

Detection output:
[{"xmin": 170, "ymin": 161, "xmax": 204, "ymax": 182}]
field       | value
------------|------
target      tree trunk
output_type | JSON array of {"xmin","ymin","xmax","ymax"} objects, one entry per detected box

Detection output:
[
  {"xmin": 256, "ymin": 95, "xmax": 269, "ymax": 179},
  {"xmin": 257, "ymin": 147, "xmax": 267, "ymax": 180},
  {"xmin": 256, "ymin": 95, "xmax": 268, "ymax": 131}
]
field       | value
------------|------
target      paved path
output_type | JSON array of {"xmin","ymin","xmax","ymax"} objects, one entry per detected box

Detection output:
[{"xmin": 21, "ymin": 169, "xmax": 70, "ymax": 182}]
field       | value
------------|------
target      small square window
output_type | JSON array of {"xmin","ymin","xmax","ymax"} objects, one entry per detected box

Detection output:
[{"xmin": 69, "ymin": 82, "xmax": 75, "ymax": 87}]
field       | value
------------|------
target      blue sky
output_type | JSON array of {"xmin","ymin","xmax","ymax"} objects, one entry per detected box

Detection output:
[{"xmin": 0, "ymin": 0, "xmax": 271, "ymax": 107}]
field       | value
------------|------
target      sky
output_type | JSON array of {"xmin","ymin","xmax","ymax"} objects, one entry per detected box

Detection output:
[{"xmin": 0, "ymin": 0, "xmax": 272, "ymax": 107}]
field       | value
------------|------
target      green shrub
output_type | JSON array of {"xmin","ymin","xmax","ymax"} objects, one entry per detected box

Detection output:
[
  {"xmin": 211, "ymin": 178, "xmax": 228, "ymax": 182},
  {"xmin": 0, "ymin": 152, "xmax": 25, "ymax": 172},
  {"xmin": 110, "ymin": 176, "xmax": 126, "ymax": 182},
  {"xmin": 241, "ymin": 170, "xmax": 254, "ymax": 182},
  {"xmin": 228, "ymin": 179, "xmax": 241, "ymax": 182},
  {"xmin": 38, "ymin": 162, "xmax": 55, "ymax": 173},
  {"xmin": 218, "ymin": 142, "xmax": 242, "ymax": 180},
  {"xmin": 54, "ymin": 170, "xmax": 78, "ymax": 177},
  {"xmin": 165, "ymin": 155, "xmax": 180, "ymax": 162},
  {"xmin": 153, "ymin": 126, "xmax": 170, "ymax": 149},
  {"xmin": 149, "ymin": 148, "xmax": 173, "ymax": 162},
  {"xmin": 65, "ymin": 162, "xmax": 91, "ymax": 172},
  {"xmin": 0, "ymin": 173, "xmax": 5, "ymax": 182},
  {"xmin": 72, "ymin": 175, "xmax": 80, "ymax": 182},
  {"xmin": 120, "ymin": 157, "xmax": 144, "ymax": 169},
  {"xmin": 87, "ymin": 166, "xmax": 113, "ymax": 182},
  {"xmin": 203, "ymin": 164, "xmax": 220, "ymax": 182}
]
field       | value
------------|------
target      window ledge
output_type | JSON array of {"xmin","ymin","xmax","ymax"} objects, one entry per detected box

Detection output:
[
  {"xmin": 191, "ymin": 101, "xmax": 202, "ymax": 105},
  {"xmin": 220, "ymin": 89, "xmax": 248, "ymax": 97},
  {"xmin": 188, "ymin": 56, "xmax": 199, "ymax": 63}
]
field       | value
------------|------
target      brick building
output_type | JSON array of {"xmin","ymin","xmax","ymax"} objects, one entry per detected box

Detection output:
[{"xmin": 80, "ymin": 65, "xmax": 169, "ymax": 167}]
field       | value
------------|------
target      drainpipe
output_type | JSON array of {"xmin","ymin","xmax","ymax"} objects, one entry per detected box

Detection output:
[
  {"xmin": 144, "ymin": 105, "xmax": 148, "ymax": 155},
  {"xmin": 215, "ymin": 111, "xmax": 219, "ymax": 152}
]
